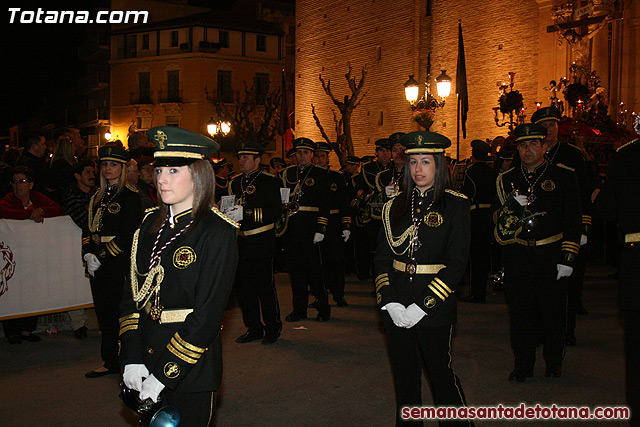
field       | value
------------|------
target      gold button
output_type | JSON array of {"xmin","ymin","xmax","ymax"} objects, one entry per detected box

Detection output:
[{"xmin": 147, "ymin": 348, "xmax": 154, "ymax": 354}]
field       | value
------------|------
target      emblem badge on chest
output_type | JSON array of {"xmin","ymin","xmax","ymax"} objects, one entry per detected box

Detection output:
[
  {"xmin": 424, "ymin": 212, "xmax": 443, "ymax": 227},
  {"xmin": 541, "ymin": 180, "xmax": 556, "ymax": 191},
  {"xmin": 330, "ymin": 183, "xmax": 338, "ymax": 192},
  {"xmin": 173, "ymin": 246, "xmax": 196, "ymax": 269},
  {"xmin": 305, "ymin": 178, "xmax": 315, "ymax": 187},
  {"xmin": 108, "ymin": 202, "xmax": 121, "ymax": 214},
  {"xmin": 246, "ymin": 185, "xmax": 256, "ymax": 195}
]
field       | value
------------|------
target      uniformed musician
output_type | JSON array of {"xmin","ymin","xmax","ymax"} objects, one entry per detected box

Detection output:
[
  {"xmin": 119, "ymin": 126, "xmax": 239, "ymax": 426},
  {"xmin": 280, "ymin": 137, "xmax": 331, "ymax": 322},
  {"xmin": 229, "ymin": 141, "xmax": 283, "ymax": 344},
  {"xmin": 460, "ymin": 140, "xmax": 498, "ymax": 303},
  {"xmin": 83, "ymin": 145, "xmax": 141, "ymax": 378},
  {"xmin": 493, "ymin": 123, "xmax": 581, "ymax": 382},
  {"xmin": 374, "ymin": 132, "xmax": 407, "ymax": 208},
  {"xmin": 212, "ymin": 158, "xmax": 231, "ymax": 203},
  {"xmin": 375, "ymin": 131, "xmax": 473, "ymax": 426},
  {"xmin": 313, "ymin": 141, "xmax": 351, "ymax": 306}
]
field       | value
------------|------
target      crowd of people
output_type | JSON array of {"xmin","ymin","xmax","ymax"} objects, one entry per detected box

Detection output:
[{"xmin": 0, "ymin": 112, "xmax": 638, "ymax": 426}]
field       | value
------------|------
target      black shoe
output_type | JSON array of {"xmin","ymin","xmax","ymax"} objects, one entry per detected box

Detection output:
[
  {"xmin": 285, "ymin": 312, "xmax": 307, "ymax": 322},
  {"xmin": 7, "ymin": 335, "xmax": 21, "ymax": 344},
  {"xmin": 74, "ymin": 326, "xmax": 88, "ymax": 340},
  {"xmin": 235, "ymin": 331, "xmax": 263, "ymax": 344},
  {"xmin": 334, "ymin": 297, "xmax": 348, "ymax": 307},
  {"xmin": 565, "ymin": 334, "xmax": 576, "ymax": 346},
  {"xmin": 508, "ymin": 369, "xmax": 533, "ymax": 383},
  {"xmin": 85, "ymin": 368, "xmax": 119, "ymax": 378},
  {"xmin": 316, "ymin": 311, "xmax": 331, "ymax": 322},
  {"xmin": 261, "ymin": 333, "xmax": 280, "ymax": 345},
  {"xmin": 545, "ymin": 365, "xmax": 562, "ymax": 378},
  {"xmin": 308, "ymin": 299, "xmax": 319, "ymax": 309},
  {"xmin": 460, "ymin": 295, "xmax": 485, "ymax": 303},
  {"xmin": 20, "ymin": 333, "xmax": 41, "ymax": 342}
]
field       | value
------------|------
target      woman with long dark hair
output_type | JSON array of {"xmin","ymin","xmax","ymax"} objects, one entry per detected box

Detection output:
[
  {"xmin": 374, "ymin": 131, "xmax": 473, "ymax": 426},
  {"xmin": 119, "ymin": 127, "xmax": 239, "ymax": 426},
  {"xmin": 83, "ymin": 145, "xmax": 141, "ymax": 377}
]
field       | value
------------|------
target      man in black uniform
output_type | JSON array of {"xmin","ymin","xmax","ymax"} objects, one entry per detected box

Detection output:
[
  {"xmin": 313, "ymin": 142, "xmax": 352, "ymax": 306},
  {"xmin": 281, "ymin": 137, "xmax": 331, "ymax": 322},
  {"xmin": 229, "ymin": 141, "xmax": 283, "ymax": 344},
  {"xmin": 597, "ymin": 126, "xmax": 640, "ymax": 426},
  {"xmin": 375, "ymin": 132, "xmax": 406, "ymax": 207},
  {"xmin": 493, "ymin": 123, "xmax": 581, "ymax": 382},
  {"xmin": 212, "ymin": 158, "xmax": 231, "ymax": 203},
  {"xmin": 460, "ymin": 140, "xmax": 498, "ymax": 303}
]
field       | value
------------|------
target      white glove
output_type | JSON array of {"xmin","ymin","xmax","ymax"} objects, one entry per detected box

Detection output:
[
  {"xmin": 385, "ymin": 185, "xmax": 396, "ymax": 197},
  {"xmin": 123, "ymin": 364, "xmax": 149, "ymax": 392},
  {"xmin": 139, "ymin": 374, "xmax": 165, "ymax": 403},
  {"xmin": 514, "ymin": 194, "xmax": 528, "ymax": 206},
  {"xmin": 556, "ymin": 264, "xmax": 574, "ymax": 280},
  {"xmin": 313, "ymin": 232, "xmax": 325, "ymax": 244},
  {"xmin": 226, "ymin": 206, "xmax": 243, "ymax": 222},
  {"xmin": 342, "ymin": 230, "xmax": 351, "ymax": 242},
  {"xmin": 403, "ymin": 303, "xmax": 427, "ymax": 328},
  {"xmin": 83, "ymin": 253, "xmax": 101, "ymax": 277},
  {"xmin": 383, "ymin": 302, "xmax": 409, "ymax": 328},
  {"xmin": 580, "ymin": 234, "xmax": 588, "ymax": 246}
]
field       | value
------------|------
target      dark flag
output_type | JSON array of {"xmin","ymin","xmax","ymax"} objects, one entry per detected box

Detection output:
[
  {"xmin": 278, "ymin": 69, "xmax": 293, "ymax": 152},
  {"xmin": 456, "ymin": 21, "xmax": 468, "ymax": 139}
]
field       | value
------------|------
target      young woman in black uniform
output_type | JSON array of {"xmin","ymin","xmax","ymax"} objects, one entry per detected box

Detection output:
[{"xmin": 375, "ymin": 131, "xmax": 473, "ymax": 426}]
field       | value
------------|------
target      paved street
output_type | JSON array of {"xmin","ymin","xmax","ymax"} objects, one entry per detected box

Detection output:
[{"xmin": 0, "ymin": 264, "xmax": 629, "ymax": 426}]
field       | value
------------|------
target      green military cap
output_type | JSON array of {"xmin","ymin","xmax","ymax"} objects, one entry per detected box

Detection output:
[
  {"xmin": 346, "ymin": 155, "xmax": 361, "ymax": 165},
  {"xmin": 269, "ymin": 157, "xmax": 286, "ymax": 168},
  {"xmin": 400, "ymin": 131, "xmax": 451, "ymax": 154},
  {"xmin": 147, "ymin": 126, "xmax": 219, "ymax": 166},
  {"xmin": 286, "ymin": 147, "xmax": 297, "ymax": 158},
  {"xmin": 374, "ymin": 138, "xmax": 390, "ymax": 150},
  {"xmin": 314, "ymin": 141, "xmax": 332, "ymax": 153},
  {"xmin": 98, "ymin": 145, "xmax": 131, "ymax": 163},
  {"xmin": 211, "ymin": 157, "xmax": 229, "ymax": 172},
  {"xmin": 531, "ymin": 106, "xmax": 561, "ymax": 124},
  {"xmin": 471, "ymin": 139, "xmax": 491, "ymax": 155},
  {"xmin": 235, "ymin": 141, "xmax": 265, "ymax": 156},
  {"xmin": 361, "ymin": 155, "xmax": 376, "ymax": 163},
  {"xmin": 513, "ymin": 123, "xmax": 547, "ymax": 142},
  {"xmin": 293, "ymin": 137, "xmax": 315, "ymax": 151},
  {"xmin": 388, "ymin": 132, "xmax": 406, "ymax": 146},
  {"xmin": 496, "ymin": 144, "xmax": 516, "ymax": 160}
]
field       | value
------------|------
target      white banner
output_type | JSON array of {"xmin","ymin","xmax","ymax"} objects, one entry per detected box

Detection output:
[{"xmin": 0, "ymin": 216, "xmax": 93, "ymax": 320}]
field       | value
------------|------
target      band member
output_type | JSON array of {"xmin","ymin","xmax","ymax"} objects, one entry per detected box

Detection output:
[
  {"xmin": 313, "ymin": 141, "xmax": 351, "ymax": 306},
  {"xmin": 83, "ymin": 145, "xmax": 141, "ymax": 378},
  {"xmin": 375, "ymin": 131, "xmax": 473, "ymax": 426},
  {"xmin": 280, "ymin": 137, "xmax": 331, "ymax": 322},
  {"xmin": 229, "ymin": 141, "xmax": 283, "ymax": 344},
  {"xmin": 493, "ymin": 123, "xmax": 581, "ymax": 382},
  {"xmin": 212, "ymin": 158, "xmax": 231, "ymax": 203},
  {"xmin": 119, "ymin": 126, "xmax": 239, "ymax": 426}
]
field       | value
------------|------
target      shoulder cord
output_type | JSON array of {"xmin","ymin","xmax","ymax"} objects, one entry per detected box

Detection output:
[{"xmin": 382, "ymin": 200, "xmax": 415, "ymax": 256}]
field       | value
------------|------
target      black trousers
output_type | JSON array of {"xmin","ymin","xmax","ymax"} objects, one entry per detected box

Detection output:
[
  {"xmin": 624, "ymin": 310, "xmax": 640, "ymax": 427},
  {"xmin": 468, "ymin": 213, "xmax": 492, "ymax": 300},
  {"xmin": 235, "ymin": 256, "xmax": 282, "ymax": 336},
  {"xmin": 352, "ymin": 225, "xmax": 371, "ymax": 279},
  {"xmin": 504, "ymin": 255, "xmax": 567, "ymax": 371},
  {"xmin": 566, "ymin": 250, "xmax": 587, "ymax": 335},
  {"xmin": 162, "ymin": 389, "xmax": 215, "ymax": 427},
  {"xmin": 320, "ymin": 224, "xmax": 346, "ymax": 299},
  {"xmin": 2, "ymin": 315, "xmax": 38, "ymax": 337},
  {"xmin": 284, "ymin": 238, "xmax": 329, "ymax": 315},
  {"xmin": 90, "ymin": 262, "xmax": 125, "ymax": 371},
  {"xmin": 383, "ymin": 315, "xmax": 472, "ymax": 426}
]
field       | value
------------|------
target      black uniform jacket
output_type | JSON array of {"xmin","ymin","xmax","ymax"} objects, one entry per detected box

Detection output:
[
  {"xmin": 82, "ymin": 184, "xmax": 142, "ymax": 266},
  {"xmin": 325, "ymin": 168, "xmax": 352, "ymax": 233},
  {"xmin": 493, "ymin": 163, "xmax": 582, "ymax": 268},
  {"xmin": 597, "ymin": 139, "xmax": 640, "ymax": 310},
  {"xmin": 460, "ymin": 161, "xmax": 498, "ymax": 210},
  {"xmin": 119, "ymin": 207, "xmax": 239, "ymax": 393},
  {"xmin": 215, "ymin": 175, "xmax": 229, "ymax": 202},
  {"xmin": 374, "ymin": 188, "xmax": 470, "ymax": 326},
  {"xmin": 229, "ymin": 169, "xmax": 282, "ymax": 259},
  {"xmin": 281, "ymin": 164, "xmax": 330, "ymax": 240}
]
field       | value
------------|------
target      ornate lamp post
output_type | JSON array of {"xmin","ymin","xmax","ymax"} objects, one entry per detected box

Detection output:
[
  {"xmin": 403, "ymin": 53, "xmax": 451, "ymax": 130},
  {"xmin": 207, "ymin": 117, "xmax": 231, "ymax": 138}
]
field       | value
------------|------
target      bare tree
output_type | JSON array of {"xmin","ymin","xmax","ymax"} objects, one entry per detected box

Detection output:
[
  {"xmin": 206, "ymin": 83, "xmax": 281, "ymax": 148},
  {"xmin": 312, "ymin": 65, "xmax": 366, "ymax": 166}
]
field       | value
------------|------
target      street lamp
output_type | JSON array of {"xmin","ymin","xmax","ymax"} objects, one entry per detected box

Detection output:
[
  {"xmin": 104, "ymin": 129, "xmax": 112, "ymax": 140},
  {"xmin": 403, "ymin": 53, "xmax": 451, "ymax": 111},
  {"xmin": 207, "ymin": 117, "xmax": 231, "ymax": 137}
]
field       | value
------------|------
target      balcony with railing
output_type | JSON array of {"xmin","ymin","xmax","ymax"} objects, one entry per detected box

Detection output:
[{"xmin": 158, "ymin": 89, "xmax": 183, "ymax": 104}]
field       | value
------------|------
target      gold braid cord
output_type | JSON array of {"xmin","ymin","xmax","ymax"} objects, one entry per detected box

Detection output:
[
  {"xmin": 130, "ymin": 228, "xmax": 165, "ymax": 310},
  {"xmin": 88, "ymin": 192, "xmax": 102, "ymax": 233},
  {"xmin": 382, "ymin": 199, "xmax": 414, "ymax": 256}
]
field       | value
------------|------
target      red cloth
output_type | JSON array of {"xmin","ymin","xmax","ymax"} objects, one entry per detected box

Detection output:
[{"xmin": 0, "ymin": 191, "xmax": 65, "ymax": 220}]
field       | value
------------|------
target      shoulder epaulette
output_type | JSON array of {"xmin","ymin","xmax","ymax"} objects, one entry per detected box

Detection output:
[
  {"xmin": 556, "ymin": 163, "xmax": 575, "ymax": 172},
  {"xmin": 565, "ymin": 143, "xmax": 582, "ymax": 152},
  {"xmin": 142, "ymin": 206, "xmax": 159, "ymax": 222},
  {"xmin": 211, "ymin": 206, "xmax": 240, "ymax": 229},
  {"xmin": 616, "ymin": 138, "xmax": 639, "ymax": 152},
  {"xmin": 262, "ymin": 171, "xmax": 275, "ymax": 177},
  {"xmin": 126, "ymin": 183, "xmax": 139, "ymax": 193},
  {"xmin": 445, "ymin": 189, "xmax": 468, "ymax": 199}
]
